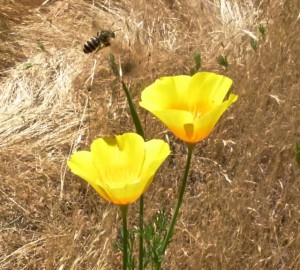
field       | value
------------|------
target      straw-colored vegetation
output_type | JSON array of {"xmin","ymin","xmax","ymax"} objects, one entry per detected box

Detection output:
[{"xmin": 1, "ymin": 0, "xmax": 299, "ymax": 269}]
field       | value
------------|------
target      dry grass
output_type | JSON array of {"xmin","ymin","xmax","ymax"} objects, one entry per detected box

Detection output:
[{"xmin": 0, "ymin": 0, "xmax": 299, "ymax": 269}]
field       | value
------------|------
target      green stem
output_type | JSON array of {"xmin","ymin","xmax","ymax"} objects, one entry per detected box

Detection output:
[
  {"xmin": 139, "ymin": 194, "xmax": 144, "ymax": 270},
  {"xmin": 121, "ymin": 80, "xmax": 145, "ymax": 270},
  {"xmin": 157, "ymin": 143, "xmax": 195, "ymax": 269},
  {"xmin": 121, "ymin": 81, "xmax": 145, "ymax": 138},
  {"xmin": 120, "ymin": 205, "xmax": 129, "ymax": 270}
]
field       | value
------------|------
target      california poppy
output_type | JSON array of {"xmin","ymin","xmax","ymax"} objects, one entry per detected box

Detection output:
[
  {"xmin": 140, "ymin": 72, "xmax": 238, "ymax": 143},
  {"xmin": 67, "ymin": 133, "xmax": 170, "ymax": 205}
]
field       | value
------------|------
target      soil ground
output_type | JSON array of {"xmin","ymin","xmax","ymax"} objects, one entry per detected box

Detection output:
[{"xmin": 0, "ymin": 0, "xmax": 299, "ymax": 269}]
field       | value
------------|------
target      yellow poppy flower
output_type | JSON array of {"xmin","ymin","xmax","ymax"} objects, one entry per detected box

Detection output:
[
  {"xmin": 67, "ymin": 133, "xmax": 170, "ymax": 205},
  {"xmin": 140, "ymin": 72, "xmax": 238, "ymax": 144}
]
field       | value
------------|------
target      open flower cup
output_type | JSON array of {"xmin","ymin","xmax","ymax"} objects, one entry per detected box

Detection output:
[
  {"xmin": 67, "ymin": 133, "xmax": 170, "ymax": 205},
  {"xmin": 140, "ymin": 72, "xmax": 238, "ymax": 144}
]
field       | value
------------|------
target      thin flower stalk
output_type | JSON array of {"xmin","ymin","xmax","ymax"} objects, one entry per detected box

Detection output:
[{"xmin": 120, "ymin": 204, "xmax": 129, "ymax": 270}]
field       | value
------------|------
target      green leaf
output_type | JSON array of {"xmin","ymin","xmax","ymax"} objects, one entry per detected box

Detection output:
[
  {"xmin": 190, "ymin": 52, "xmax": 201, "ymax": 76},
  {"xmin": 258, "ymin": 24, "xmax": 266, "ymax": 35},
  {"xmin": 216, "ymin": 55, "xmax": 228, "ymax": 69},
  {"xmin": 250, "ymin": 38, "xmax": 258, "ymax": 51}
]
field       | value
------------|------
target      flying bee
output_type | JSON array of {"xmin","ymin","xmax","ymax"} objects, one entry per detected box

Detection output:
[{"xmin": 83, "ymin": 30, "xmax": 118, "ymax": 54}]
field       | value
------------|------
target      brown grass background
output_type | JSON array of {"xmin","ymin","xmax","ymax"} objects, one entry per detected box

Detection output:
[{"xmin": 0, "ymin": 0, "xmax": 299, "ymax": 269}]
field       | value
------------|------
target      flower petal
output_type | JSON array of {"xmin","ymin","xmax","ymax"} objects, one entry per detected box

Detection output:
[
  {"xmin": 192, "ymin": 93, "xmax": 238, "ymax": 142},
  {"xmin": 101, "ymin": 181, "xmax": 144, "ymax": 205},
  {"xmin": 146, "ymin": 109, "xmax": 195, "ymax": 141},
  {"xmin": 67, "ymin": 151, "xmax": 112, "ymax": 202},
  {"xmin": 140, "ymin": 75, "xmax": 191, "ymax": 111},
  {"xmin": 104, "ymin": 139, "xmax": 170, "ymax": 205},
  {"xmin": 91, "ymin": 133, "xmax": 145, "ymax": 189},
  {"xmin": 188, "ymin": 72, "xmax": 233, "ymax": 105},
  {"xmin": 140, "ymin": 139, "xmax": 171, "ymax": 192}
]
